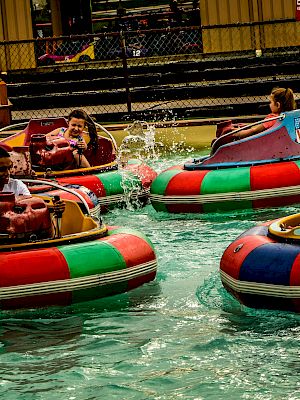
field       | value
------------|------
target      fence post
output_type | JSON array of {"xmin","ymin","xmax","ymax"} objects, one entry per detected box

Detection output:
[
  {"xmin": 251, "ymin": 0, "xmax": 263, "ymax": 55},
  {"xmin": 119, "ymin": 31, "xmax": 132, "ymax": 115},
  {"xmin": 0, "ymin": 79, "xmax": 12, "ymax": 127}
]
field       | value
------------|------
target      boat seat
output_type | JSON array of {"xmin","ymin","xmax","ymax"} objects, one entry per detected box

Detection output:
[
  {"xmin": 39, "ymin": 196, "xmax": 98, "ymax": 235},
  {"xmin": 85, "ymin": 136, "xmax": 116, "ymax": 166},
  {"xmin": 21, "ymin": 118, "xmax": 116, "ymax": 169},
  {"xmin": 23, "ymin": 118, "xmax": 68, "ymax": 146},
  {"xmin": 204, "ymin": 110, "xmax": 300, "ymax": 166},
  {"xmin": 211, "ymin": 121, "xmax": 246, "ymax": 149},
  {"xmin": 9, "ymin": 146, "xmax": 34, "ymax": 177}
]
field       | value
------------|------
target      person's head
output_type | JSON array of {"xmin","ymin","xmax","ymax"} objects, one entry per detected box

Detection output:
[
  {"xmin": 269, "ymin": 87, "xmax": 297, "ymax": 113},
  {"xmin": 67, "ymin": 109, "xmax": 88, "ymax": 138},
  {"xmin": 0, "ymin": 144, "xmax": 13, "ymax": 189},
  {"xmin": 68, "ymin": 109, "xmax": 99, "ymax": 152}
]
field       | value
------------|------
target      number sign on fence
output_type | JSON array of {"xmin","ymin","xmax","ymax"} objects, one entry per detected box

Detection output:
[{"xmin": 296, "ymin": 0, "xmax": 300, "ymax": 21}]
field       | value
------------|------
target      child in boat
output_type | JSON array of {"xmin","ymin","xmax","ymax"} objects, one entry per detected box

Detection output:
[
  {"xmin": 232, "ymin": 87, "xmax": 297, "ymax": 140},
  {"xmin": 46, "ymin": 109, "xmax": 98, "ymax": 169}
]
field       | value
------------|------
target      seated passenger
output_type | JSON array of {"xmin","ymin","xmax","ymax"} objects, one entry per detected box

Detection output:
[
  {"xmin": 232, "ymin": 87, "xmax": 296, "ymax": 140},
  {"xmin": 0, "ymin": 144, "xmax": 65, "ymax": 231},
  {"xmin": 46, "ymin": 109, "xmax": 98, "ymax": 169},
  {"xmin": 0, "ymin": 144, "xmax": 30, "ymax": 195}
]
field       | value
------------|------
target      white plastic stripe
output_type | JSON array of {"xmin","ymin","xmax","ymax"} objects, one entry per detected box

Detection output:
[
  {"xmin": 98, "ymin": 189, "xmax": 149, "ymax": 206},
  {"xmin": 0, "ymin": 260, "xmax": 157, "ymax": 300},
  {"xmin": 150, "ymin": 184, "xmax": 300, "ymax": 205},
  {"xmin": 90, "ymin": 203, "xmax": 101, "ymax": 219},
  {"xmin": 220, "ymin": 270, "xmax": 300, "ymax": 298}
]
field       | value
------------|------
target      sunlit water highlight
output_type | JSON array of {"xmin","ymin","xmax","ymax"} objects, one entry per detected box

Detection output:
[{"xmin": 2, "ymin": 144, "xmax": 300, "ymax": 399}]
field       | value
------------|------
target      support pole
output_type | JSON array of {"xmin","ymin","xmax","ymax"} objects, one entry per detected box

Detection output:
[
  {"xmin": 120, "ymin": 31, "xmax": 132, "ymax": 115},
  {"xmin": 0, "ymin": 80, "xmax": 12, "ymax": 127}
]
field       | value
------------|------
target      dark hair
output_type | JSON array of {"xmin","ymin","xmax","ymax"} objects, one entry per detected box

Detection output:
[
  {"xmin": 68, "ymin": 109, "xmax": 98, "ymax": 152},
  {"xmin": 0, "ymin": 146, "xmax": 10, "ymax": 158},
  {"xmin": 271, "ymin": 87, "xmax": 297, "ymax": 112}
]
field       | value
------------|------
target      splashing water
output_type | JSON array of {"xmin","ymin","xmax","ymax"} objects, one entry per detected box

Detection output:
[
  {"xmin": 117, "ymin": 121, "xmax": 161, "ymax": 210},
  {"xmin": 118, "ymin": 168, "xmax": 146, "ymax": 210},
  {"xmin": 118, "ymin": 121, "xmax": 160, "ymax": 165},
  {"xmin": 154, "ymin": 123, "xmax": 195, "ymax": 157},
  {"xmin": 116, "ymin": 120, "xmax": 199, "ymax": 209}
]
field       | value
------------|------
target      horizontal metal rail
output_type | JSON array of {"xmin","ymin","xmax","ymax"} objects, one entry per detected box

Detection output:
[
  {"xmin": 22, "ymin": 179, "xmax": 91, "ymax": 215},
  {"xmin": 0, "ymin": 122, "xmax": 28, "ymax": 133},
  {"xmin": 211, "ymin": 114, "xmax": 285, "ymax": 153}
]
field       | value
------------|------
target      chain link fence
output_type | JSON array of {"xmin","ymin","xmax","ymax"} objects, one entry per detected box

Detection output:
[{"xmin": 0, "ymin": 20, "xmax": 299, "ymax": 123}]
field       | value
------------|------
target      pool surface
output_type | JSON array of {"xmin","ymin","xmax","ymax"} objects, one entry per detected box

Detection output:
[{"xmin": 110, "ymin": 123, "xmax": 216, "ymax": 150}]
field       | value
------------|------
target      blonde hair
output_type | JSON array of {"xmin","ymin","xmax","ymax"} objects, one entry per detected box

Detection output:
[{"xmin": 271, "ymin": 87, "xmax": 296, "ymax": 112}]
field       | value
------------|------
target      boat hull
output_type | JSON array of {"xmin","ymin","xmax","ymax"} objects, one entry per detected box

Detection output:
[
  {"xmin": 220, "ymin": 223, "xmax": 300, "ymax": 312},
  {"xmin": 0, "ymin": 226, "xmax": 157, "ymax": 310},
  {"xmin": 32, "ymin": 160, "xmax": 157, "ymax": 213},
  {"xmin": 150, "ymin": 160, "xmax": 300, "ymax": 213}
]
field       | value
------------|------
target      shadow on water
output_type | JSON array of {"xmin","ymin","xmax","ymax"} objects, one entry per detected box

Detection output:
[
  {"xmin": 196, "ymin": 271, "xmax": 300, "ymax": 335},
  {"xmin": 68, "ymin": 280, "xmax": 162, "ymax": 314},
  {"xmin": 0, "ymin": 281, "xmax": 162, "ymax": 354},
  {"xmin": 0, "ymin": 316, "xmax": 83, "ymax": 353}
]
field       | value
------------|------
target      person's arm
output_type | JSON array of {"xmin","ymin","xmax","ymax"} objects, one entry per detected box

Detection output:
[
  {"xmin": 46, "ymin": 128, "xmax": 60, "ymax": 138},
  {"xmin": 15, "ymin": 179, "xmax": 30, "ymax": 196},
  {"xmin": 50, "ymin": 196, "xmax": 65, "ymax": 238},
  {"xmin": 231, "ymin": 123, "xmax": 265, "ymax": 140},
  {"xmin": 52, "ymin": 197, "xmax": 65, "ymax": 216}
]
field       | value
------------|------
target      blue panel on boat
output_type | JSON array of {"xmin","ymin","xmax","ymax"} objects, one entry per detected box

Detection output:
[{"xmin": 239, "ymin": 243, "xmax": 300, "ymax": 285}]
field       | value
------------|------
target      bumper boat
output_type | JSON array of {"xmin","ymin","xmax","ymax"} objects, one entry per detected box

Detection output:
[
  {"xmin": 0, "ymin": 190, "xmax": 157, "ymax": 310},
  {"xmin": 220, "ymin": 213, "xmax": 300, "ymax": 312},
  {"xmin": 150, "ymin": 109, "xmax": 300, "ymax": 213},
  {"xmin": 0, "ymin": 117, "xmax": 157, "ymax": 212}
]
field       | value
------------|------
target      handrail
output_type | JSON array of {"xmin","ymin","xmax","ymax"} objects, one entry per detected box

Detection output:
[
  {"xmin": 95, "ymin": 122, "xmax": 118, "ymax": 151},
  {"xmin": 0, "ymin": 121, "xmax": 118, "ymax": 149},
  {"xmin": 0, "ymin": 122, "xmax": 28, "ymax": 133},
  {"xmin": 211, "ymin": 114, "xmax": 285, "ymax": 155},
  {"xmin": 22, "ymin": 179, "xmax": 91, "ymax": 216}
]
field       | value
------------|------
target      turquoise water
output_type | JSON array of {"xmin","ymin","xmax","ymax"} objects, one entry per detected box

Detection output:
[{"xmin": 2, "ymin": 150, "xmax": 300, "ymax": 399}]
